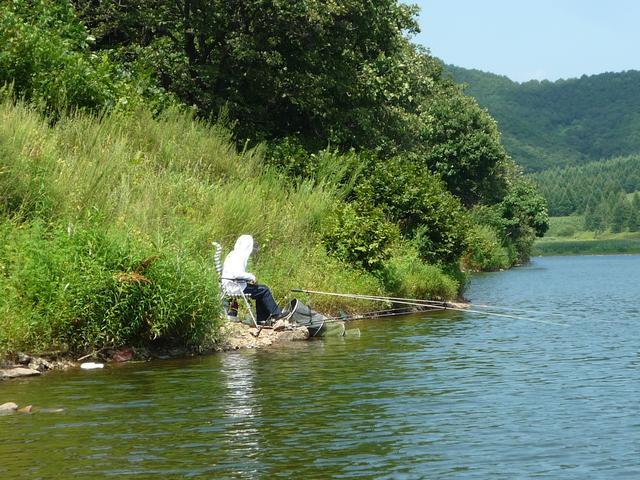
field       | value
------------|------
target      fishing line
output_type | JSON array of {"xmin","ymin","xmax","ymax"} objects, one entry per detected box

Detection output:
[
  {"xmin": 445, "ymin": 308, "xmax": 568, "ymax": 327},
  {"xmin": 470, "ymin": 302, "xmax": 567, "ymax": 318}
]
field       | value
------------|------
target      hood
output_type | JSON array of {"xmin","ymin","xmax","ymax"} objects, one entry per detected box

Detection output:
[
  {"xmin": 233, "ymin": 234, "xmax": 254, "ymax": 256},
  {"xmin": 221, "ymin": 234, "xmax": 256, "ymax": 288}
]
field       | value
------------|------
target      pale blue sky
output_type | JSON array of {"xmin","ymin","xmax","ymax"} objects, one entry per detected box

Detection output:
[{"xmin": 410, "ymin": 0, "xmax": 640, "ymax": 82}]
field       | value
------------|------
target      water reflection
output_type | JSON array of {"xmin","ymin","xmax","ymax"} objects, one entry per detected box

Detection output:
[
  {"xmin": 221, "ymin": 352, "xmax": 259, "ymax": 419},
  {"xmin": 219, "ymin": 351, "xmax": 262, "ymax": 472}
]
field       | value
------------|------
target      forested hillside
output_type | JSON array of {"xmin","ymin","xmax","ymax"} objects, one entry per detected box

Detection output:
[
  {"xmin": 531, "ymin": 156, "xmax": 640, "ymax": 231},
  {"xmin": 446, "ymin": 65, "xmax": 640, "ymax": 172},
  {"xmin": 0, "ymin": 0, "xmax": 548, "ymax": 357}
]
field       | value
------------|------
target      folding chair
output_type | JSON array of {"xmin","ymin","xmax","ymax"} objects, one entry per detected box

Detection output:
[{"xmin": 212, "ymin": 242, "xmax": 258, "ymax": 329}]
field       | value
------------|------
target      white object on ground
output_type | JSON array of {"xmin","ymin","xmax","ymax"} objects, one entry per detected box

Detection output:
[{"xmin": 80, "ymin": 362, "xmax": 104, "ymax": 370}]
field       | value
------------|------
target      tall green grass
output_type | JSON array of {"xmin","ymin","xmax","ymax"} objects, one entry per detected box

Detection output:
[
  {"xmin": 0, "ymin": 219, "xmax": 221, "ymax": 354},
  {"xmin": 0, "ymin": 98, "xmax": 459, "ymax": 357}
]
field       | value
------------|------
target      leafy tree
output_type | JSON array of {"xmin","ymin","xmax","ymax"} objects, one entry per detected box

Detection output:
[
  {"xmin": 500, "ymin": 180, "xmax": 549, "ymax": 237},
  {"xmin": 71, "ymin": 0, "xmax": 422, "ymax": 145},
  {"xmin": 492, "ymin": 179, "xmax": 549, "ymax": 262},
  {"xmin": 71, "ymin": 0, "xmax": 516, "ymax": 208},
  {"xmin": 418, "ymin": 86, "xmax": 512, "ymax": 206},
  {"xmin": 610, "ymin": 193, "xmax": 628, "ymax": 233},
  {"xmin": 628, "ymin": 193, "xmax": 640, "ymax": 232}
]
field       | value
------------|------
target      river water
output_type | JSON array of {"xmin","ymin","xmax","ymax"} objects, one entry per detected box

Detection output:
[{"xmin": 1, "ymin": 255, "xmax": 640, "ymax": 479}]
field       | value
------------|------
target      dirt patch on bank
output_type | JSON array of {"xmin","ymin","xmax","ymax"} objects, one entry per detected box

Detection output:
[{"xmin": 218, "ymin": 321, "xmax": 310, "ymax": 350}]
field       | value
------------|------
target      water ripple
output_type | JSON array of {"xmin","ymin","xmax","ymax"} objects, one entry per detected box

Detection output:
[{"xmin": 2, "ymin": 255, "xmax": 640, "ymax": 478}]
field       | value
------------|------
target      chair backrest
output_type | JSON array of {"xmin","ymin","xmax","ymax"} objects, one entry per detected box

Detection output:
[{"xmin": 211, "ymin": 241, "xmax": 223, "ymax": 278}]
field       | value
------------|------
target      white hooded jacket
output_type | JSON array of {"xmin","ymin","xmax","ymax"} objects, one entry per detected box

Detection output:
[{"xmin": 221, "ymin": 235, "xmax": 257, "ymax": 295}]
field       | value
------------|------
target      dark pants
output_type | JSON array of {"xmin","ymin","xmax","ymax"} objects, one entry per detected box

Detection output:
[{"xmin": 243, "ymin": 283, "xmax": 282, "ymax": 323}]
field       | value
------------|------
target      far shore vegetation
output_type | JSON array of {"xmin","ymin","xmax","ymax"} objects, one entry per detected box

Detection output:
[
  {"xmin": 534, "ymin": 215, "xmax": 640, "ymax": 256},
  {"xmin": 1, "ymin": 0, "xmax": 548, "ymax": 359}
]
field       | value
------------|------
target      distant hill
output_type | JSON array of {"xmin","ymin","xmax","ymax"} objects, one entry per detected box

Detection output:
[{"xmin": 446, "ymin": 65, "xmax": 640, "ymax": 172}]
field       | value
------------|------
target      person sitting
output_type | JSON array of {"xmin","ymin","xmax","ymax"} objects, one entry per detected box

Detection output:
[{"xmin": 221, "ymin": 234, "xmax": 283, "ymax": 325}]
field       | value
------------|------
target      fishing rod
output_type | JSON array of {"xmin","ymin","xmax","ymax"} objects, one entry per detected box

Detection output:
[
  {"xmin": 292, "ymin": 289, "xmax": 568, "ymax": 327},
  {"xmin": 293, "ymin": 290, "xmax": 451, "ymax": 312},
  {"xmin": 292, "ymin": 289, "xmax": 451, "ymax": 307},
  {"xmin": 324, "ymin": 305, "xmax": 447, "ymax": 323}
]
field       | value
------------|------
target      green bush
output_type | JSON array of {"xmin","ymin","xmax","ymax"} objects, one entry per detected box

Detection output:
[
  {"xmin": 469, "ymin": 178, "xmax": 549, "ymax": 265},
  {"xmin": 266, "ymin": 137, "xmax": 314, "ymax": 178},
  {"xmin": 0, "ymin": 0, "xmax": 116, "ymax": 111},
  {"xmin": 0, "ymin": 219, "xmax": 221, "ymax": 356},
  {"xmin": 322, "ymin": 202, "xmax": 400, "ymax": 273},
  {"xmin": 381, "ymin": 247, "xmax": 459, "ymax": 300},
  {"xmin": 463, "ymin": 224, "xmax": 510, "ymax": 271},
  {"xmin": 354, "ymin": 156, "xmax": 469, "ymax": 265},
  {"xmin": 557, "ymin": 225, "xmax": 577, "ymax": 237}
]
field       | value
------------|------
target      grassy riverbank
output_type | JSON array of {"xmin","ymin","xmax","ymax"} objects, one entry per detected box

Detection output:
[
  {"xmin": 533, "ymin": 216, "xmax": 640, "ymax": 255},
  {"xmin": 0, "ymin": 99, "xmax": 460, "ymax": 358},
  {"xmin": 1, "ymin": 1, "xmax": 552, "ymax": 361}
]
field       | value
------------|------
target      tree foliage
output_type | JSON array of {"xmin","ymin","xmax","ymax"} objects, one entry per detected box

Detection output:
[
  {"xmin": 322, "ymin": 202, "xmax": 400, "ymax": 273},
  {"xmin": 71, "ymin": 0, "xmax": 423, "ymax": 146},
  {"xmin": 70, "ymin": 0, "xmax": 513, "ymax": 195},
  {"xmin": 471, "ymin": 179, "xmax": 549, "ymax": 264},
  {"xmin": 1, "ymin": 0, "xmax": 548, "ymax": 273},
  {"xmin": 499, "ymin": 179, "xmax": 549, "ymax": 240},
  {"xmin": 0, "ymin": 0, "xmax": 116, "ymax": 111},
  {"xmin": 417, "ymin": 87, "xmax": 512, "ymax": 206},
  {"xmin": 0, "ymin": 0, "xmax": 171, "ymax": 113}
]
